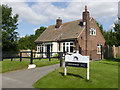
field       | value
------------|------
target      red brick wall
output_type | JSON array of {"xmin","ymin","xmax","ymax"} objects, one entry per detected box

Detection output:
[{"xmin": 78, "ymin": 17, "xmax": 105, "ymax": 60}]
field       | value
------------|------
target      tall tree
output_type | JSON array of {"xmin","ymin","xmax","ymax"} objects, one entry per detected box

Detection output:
[
  {"xmin": 2, "ymin": 5, "xmax": 19, "ymax": 51},
  {"xmin": 95, "ymin": 21, "xmax": 104, "ymax": 35},
  {"xmin": 18, "ymin": 26, "xmax": 46, "ymax": 50},
  {"xmin": 35, "ymin": 26, "xmax": 46, "ymax": 36},
  {"xmin": 113, "ymin": 17, "xmax": 120, "ymax": 46}
]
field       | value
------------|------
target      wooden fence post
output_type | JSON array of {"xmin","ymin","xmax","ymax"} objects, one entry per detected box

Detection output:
[
  {"xmin": 108, "ymin": 45, "xmax": 109, "ymax": 58},
  {"xmin": 11, "ymin": 57, "xmax": 13, "ymax": 61},
  {"xmin": 101, "ymin": 44, "xmax": 103, "ymax": 59},
  {"xmin": 30, "ymin": 50, "xmax": 33, "ymax": 64},
  {"xmin": 58, "ymin": 52, "xmax": 60, "ymax": 60},
  {"xmin": 60, "ymin": 52, "xmax": 63, "ymax": 67},
  {"xmin": 49, "ymin": 52, "xmax": 51, "ymax": 61},
  {"xmin": 20, "ymin": 52, "xmax": 22, "ymax": 62}
]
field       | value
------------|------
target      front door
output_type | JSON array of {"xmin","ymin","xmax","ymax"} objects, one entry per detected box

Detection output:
[{"xmin": 47, "ymin": 45, "xmax": 50, "ymax": 58}]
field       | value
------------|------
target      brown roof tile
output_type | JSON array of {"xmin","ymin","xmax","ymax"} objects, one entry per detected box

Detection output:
[{"xmin": 34, "ymin": 19, "xmax": 85, "ymax": 43}]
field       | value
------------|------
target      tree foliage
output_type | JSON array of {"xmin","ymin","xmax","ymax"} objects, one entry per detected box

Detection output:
[
  {"xmin": 113, "ymin": 17, "xmax": 120, "ymax": 46},
  {"xmin": 96, "ymin": 18, "xmax": 120, "ymax": 46},
  {"xmin": 18, "ymin": 26, "xmax": 46, "ymax": 50},
  {"xmin": 2, "ymin": 5, "xmax": 19, "ymax": 51}
]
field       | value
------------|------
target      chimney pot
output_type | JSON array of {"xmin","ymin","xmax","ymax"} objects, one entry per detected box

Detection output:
[
  {"xmin": 56, "ymin": 17, "xmax": 62, "ymax": 28},
  {"xmin": 85, "ymin": 5, "xmax": 87, "ymax": 12},
  {"xmin": 83, "ymin": 5, "xmax": 90, "ymax": 23}
]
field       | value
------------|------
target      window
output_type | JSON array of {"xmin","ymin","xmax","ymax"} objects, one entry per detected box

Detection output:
[
  {"xmin": 90, "ymin": 28, "xmax": 96, "ymax": 35},
  {"xmin": 66, "ymin": 46, "xmax": 69, "ymax": 52},
  {"xmin": 62, "ymin": 42, "xmax": 74, "ymax": 52},
  {"xmin": 38, "ymin": 45, "xmax": 43, "ymax": 52},
  {"xmin": 40, "ymin": 45, "xmax": 43, "ymax": 52},
  {"xmin": 97, "ymin": 44, "xmax": 101, "ymax": 54},
  {"xmin": 70, "ymin": 46, "xmax": 74, "ymax": 52}
]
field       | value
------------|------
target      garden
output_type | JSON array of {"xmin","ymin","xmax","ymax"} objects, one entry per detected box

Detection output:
[{"xmin": 33, "ymin": 59, "xmax": 119, "ymax": 88}]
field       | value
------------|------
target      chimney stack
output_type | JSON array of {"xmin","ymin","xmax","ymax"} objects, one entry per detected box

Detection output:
[
  {"xmin": 56, "ymin": 17, "xmax": 62, "ymax": 28},
  {"xmin": 82, "ymin": 5, "xmax": 90, "ymax": 56},
  {"xmin": 83, "ymin": 5, "xmax": 90, "ymax": 24}
]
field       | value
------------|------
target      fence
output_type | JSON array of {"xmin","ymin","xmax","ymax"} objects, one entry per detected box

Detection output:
[
  {"xmin": 2, "ymin": 50, "xmax": 66, "ymax": 67},
  {"xmin": 103, "ymin": 45, "xmax": 120, "ymax": 59}
]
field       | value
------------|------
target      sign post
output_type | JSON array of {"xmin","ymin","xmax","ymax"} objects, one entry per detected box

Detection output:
[{"xmin": 64, "ymin": 53, "xmax": 89, "ymax": 80}]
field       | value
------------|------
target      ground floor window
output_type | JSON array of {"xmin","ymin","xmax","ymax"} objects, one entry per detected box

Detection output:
[
  {"xmin": 97, "ymin": 44, "xmax": 101, "ymax": 54},
  {"xmin": 37, "ymin": 45, "xmax": 43, "ymax": 52},
  {"xmin": 63, "ymin": 42, "xmax": 74, "ymax": 52}
]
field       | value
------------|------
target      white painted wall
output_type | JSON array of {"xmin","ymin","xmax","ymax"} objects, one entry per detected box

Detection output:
[
  {"xmin": 60, "ymin": 43, "xmax": 63, "ymax": 52},
  {"xmin": 43, "ymin": 45, "xmax": 46, "ymax": 58},
  {"xmin": 52, "ymin": 42, "xmax": 58, "ymax": 52}
]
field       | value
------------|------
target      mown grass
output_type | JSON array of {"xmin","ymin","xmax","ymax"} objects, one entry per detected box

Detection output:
[
  {"xmin": 33, "ymin": 59, "xmax": 119, "ymax": 88},
  {"xmin": 0, "ymin": 58, "xmax": 60, "ymax": 73}
]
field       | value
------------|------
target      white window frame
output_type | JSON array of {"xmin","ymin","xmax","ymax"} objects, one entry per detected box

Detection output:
[
  {"xmin": 62, "ymin": 42, "xmax": 74, "ymax": 52},
  {"xmin": 97, "ymin": 44, "xmax": 101, "ymax": 54},
  {"xmin": 37, "ymin": 44, "xmax": 43, "ymax": 52},
  {"xmin": 90, "ymin": 28, "xmax": 96, "ymax": 36}
]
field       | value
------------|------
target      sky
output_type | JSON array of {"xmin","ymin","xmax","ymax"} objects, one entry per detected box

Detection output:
[{"xmin": 2, "ymin": 0, "xmax": 119, "ymax": 38}]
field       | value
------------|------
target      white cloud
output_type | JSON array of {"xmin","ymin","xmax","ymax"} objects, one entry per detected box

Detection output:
[
  {"xmin": 2, "ymin": 1, "xmax": 118, "ymax": 25},
  {"xmin": 2, "ymin": 2, "xmax": 47, "ymax": 24},
  {"xmin": 109, "ymin": 24, "xmax": 115, "ymax": 29}
]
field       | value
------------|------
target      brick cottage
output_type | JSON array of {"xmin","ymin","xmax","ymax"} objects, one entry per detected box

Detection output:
[{"xmin": 34, "ymin": 6, "xmax": 105, "ymax": 60}]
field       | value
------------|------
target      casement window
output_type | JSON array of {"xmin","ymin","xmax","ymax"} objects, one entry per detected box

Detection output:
[
  {"xmin": 90, "ymin": 28, "xmax": 96, "ymax": 35},
  {"xmin": 37, "ymin": 45, "xmax": 43, "ymax": 52},
  {"xmin": 97, "ymin": 44, "xmax": 101, "ymax": 54},
  {"xmin": 63, "ymin": 42, "xmax": 74, "ymax": 52}
]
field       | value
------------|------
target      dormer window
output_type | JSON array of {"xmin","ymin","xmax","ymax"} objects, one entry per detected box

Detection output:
[{"xmin": 90, "ymin": 28, "xmax": 96, "ymax": 35}]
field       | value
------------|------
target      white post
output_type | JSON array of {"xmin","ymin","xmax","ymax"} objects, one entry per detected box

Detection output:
[
  {"xmin": 113, "ymin": 45, "xmax": 115, "ymax": 58},
  {"xmin": 64, "ymin": 66, "xmax": 67, "ymax": 75},
  {"xmin": 87, "ymin": 59, "xmax": 89, "ymax": 80}
]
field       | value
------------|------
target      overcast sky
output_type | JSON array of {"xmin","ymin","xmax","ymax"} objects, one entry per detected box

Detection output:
[
  {"xmin": 2, "ymin": 0, "xmax": 119, "ymax": 37},
  {"xmin": 118, "ymin": 1, "xmax": 120, "ymax": 17}
]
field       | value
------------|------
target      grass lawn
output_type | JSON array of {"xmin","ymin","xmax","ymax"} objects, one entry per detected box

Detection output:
[
  {"xmin": 33, "ymin": 59, "xmax": 119, "ymax": 88},
  {"xmin": 0, "ymin": 58, "xmax": 60, "ymax": 73}
]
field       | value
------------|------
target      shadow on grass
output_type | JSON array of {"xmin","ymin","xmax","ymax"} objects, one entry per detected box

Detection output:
[
  {"xmin": 59, "ymin": 72, "xmax": 84, "ymax": 79},
  {"xmin": 104, "ymin": 58, "xmax": 120, "ymax": 62},
  {"xmin": 98, "ymin": 58, "xmax": 119, "ymax": 66},
  {"xmin": 99, "ymin": 62, "xmax": 118, "ymax": 66}
]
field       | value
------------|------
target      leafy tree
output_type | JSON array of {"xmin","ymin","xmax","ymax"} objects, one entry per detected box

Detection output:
[
  {"xmin": 35, "ymin": 26, "xmax": 46, "ymax": 36},
  {"xmin": 2, "ymin": 5, "xmax": 19, "ymax": 51},
  {"xmin": 113, "ymin": 17, "xmax": 120, "ymax": 46},
  {"xmin": 18, "ymin": 35, "xmax": 30, "ymax": 50},
  {"xmin": 104, "ymin": 29, "xmax": 117, "ymax": 46},
  {"xmin": 95, "ymin": 21, "xmax": 104, "ymax": 35},
  {"xmin": 18, "ymin": 26, "xmax": 46, "ymax": 50}
]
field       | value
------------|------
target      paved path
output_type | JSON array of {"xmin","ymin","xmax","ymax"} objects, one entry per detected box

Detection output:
[{"xmin": 2, "ymin": 64, "xmax": 60, "ymax": 88}]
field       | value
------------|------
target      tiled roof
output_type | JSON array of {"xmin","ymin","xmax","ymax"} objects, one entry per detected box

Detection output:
[{"xmin": 34, "ymin": 19, "xmax": 85, "ymax": 43}]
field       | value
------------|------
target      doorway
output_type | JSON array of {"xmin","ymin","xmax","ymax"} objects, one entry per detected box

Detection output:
[{"xmin": 47, "ymin": 45, "xmax": 50, "ymax": 58}]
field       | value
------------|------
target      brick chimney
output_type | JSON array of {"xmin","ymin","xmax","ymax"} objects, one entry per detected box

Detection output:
[
  {"xmin": 56, "ymin": 17, "xmax": 62, "ymax": 28},
  {"xmin": 82, "ymin": 5, "xmax": 90, "ymax": 56},
  {"xmin": 83, "ymin": 5, "xmax": 90, "ymax": 25}
]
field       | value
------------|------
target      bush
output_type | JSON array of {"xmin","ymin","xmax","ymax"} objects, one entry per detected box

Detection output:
[
  {"xmin": 116, "ymin": 53, "xmax": 118, "ymax": 58},
  {"xmin": 53, "ymin": 53, "xmax": 58, "ymax": 57}
]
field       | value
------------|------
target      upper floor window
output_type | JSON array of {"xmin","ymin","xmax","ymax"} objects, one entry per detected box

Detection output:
[{"xmin": 90, "ymin": 28, "xmax": 96, "ymax": 36}]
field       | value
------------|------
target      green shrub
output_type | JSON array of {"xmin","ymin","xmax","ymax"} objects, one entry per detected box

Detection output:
[
  {"xmin": 53, "ymin": 53, "xmax": 58, "ymax": 57},
  {"xmin": 116, "ymin": 53, "xmax": 118, "ymax": 58}
]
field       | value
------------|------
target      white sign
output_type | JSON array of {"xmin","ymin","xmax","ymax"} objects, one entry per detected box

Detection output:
[{"xmin": 65, "ymin": 53, "xmax": 89, "ymax": 80}]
